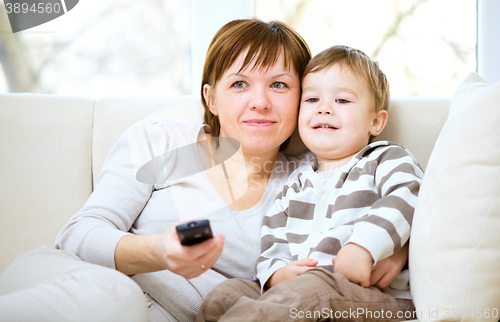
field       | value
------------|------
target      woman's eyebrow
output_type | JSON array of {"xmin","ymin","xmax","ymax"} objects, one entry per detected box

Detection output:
[
  {"xmin": 226, "ymin": 72, "xmax": 293, "ymax": 79},
  {"xmin": 227, "ymin": 73, "xmax": 247, "ymax": 78},
  {"xmin": 271, "ymin": 73, "xmax": 293, "ymax": 79}
]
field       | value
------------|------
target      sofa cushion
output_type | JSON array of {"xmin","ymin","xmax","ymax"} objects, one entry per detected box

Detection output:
[
  {"xmin": 410, "ymin": 72, "xmax": 500, "ymax": 321},
  {"xmin": 0, "ymin": 94, "xmax": 94, "ymax": 273}
]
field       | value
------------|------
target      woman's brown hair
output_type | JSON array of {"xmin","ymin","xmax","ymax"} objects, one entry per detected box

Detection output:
[{"xmin": 201, "ymin": 19, "xmax": 311, "ymax": 137}]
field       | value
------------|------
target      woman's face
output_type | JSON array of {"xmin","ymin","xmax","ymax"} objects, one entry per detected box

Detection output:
[{"xmin": 203, "ymin": 52, "xmax": 301, "ymax": 156}]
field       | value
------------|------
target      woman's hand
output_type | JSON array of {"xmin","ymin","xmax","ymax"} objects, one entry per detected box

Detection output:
[
  {"xmin": 152, "ymin": 224, "xmax": 225, "ymax": 279},
  {"xmin": 369, "ymin": 241, "xmax": 409, "ymax": 289},
  {"xmin": 115, "ymin": 224, "xmax": 224, "ymax": 278},
  {"xmin": 266, "ymin": 258, "xmax": 317, "ymax": 289}
]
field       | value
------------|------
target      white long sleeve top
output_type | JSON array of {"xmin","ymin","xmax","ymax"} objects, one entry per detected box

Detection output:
[{"xmin": 55, "ymin": 118, "xmax": 307, "ymax": 321}]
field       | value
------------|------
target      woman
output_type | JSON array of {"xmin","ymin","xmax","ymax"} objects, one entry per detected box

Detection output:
[{"xmin": 1, "ymin": 19, "xmax": 408, "ymax": 322}]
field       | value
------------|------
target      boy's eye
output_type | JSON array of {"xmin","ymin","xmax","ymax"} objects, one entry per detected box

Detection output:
[
  {"xmin": 305, "ymin": 97, "xmax": 319, "ymax": 103},
  {"xmin": 233, "ymin": 81, "xmax": 248, "ymax": 89},
  {"xmin": 336, "ymin": 99, "xmax": 350, "ymax": 104},
  {"xmin": 271, "ymin": 82, "xmax": 287, "ymax": 89}
]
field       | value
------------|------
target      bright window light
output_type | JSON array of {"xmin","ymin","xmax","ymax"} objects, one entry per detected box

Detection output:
[{"xmin": 256, "ymin": 0, "xmax": 477, "ymax": 97}]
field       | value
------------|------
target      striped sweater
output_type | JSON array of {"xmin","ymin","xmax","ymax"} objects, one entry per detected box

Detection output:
[{"xmin": 255, "ymin": 141, "xmax": 424, "ymax": 292}]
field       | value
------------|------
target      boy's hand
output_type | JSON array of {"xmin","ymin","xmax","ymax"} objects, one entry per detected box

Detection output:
[
  {"xmin": 266, "ymin": 258, "xmax": 318, "ymax": 289},
  {"xmin": 332, "ymin": 243, "xmax": 373, "ymax": 288}
]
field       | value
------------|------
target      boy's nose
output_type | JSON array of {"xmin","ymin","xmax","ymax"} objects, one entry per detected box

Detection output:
[{"xmin": 316, "ymin": 103, "xmax": 334, "ymax": 115}]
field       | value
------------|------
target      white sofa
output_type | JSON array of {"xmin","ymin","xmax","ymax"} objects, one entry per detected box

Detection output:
[
  {"xmin": 0, "ymin": 79, "xmax": 498, "ymax": 321},
  {"xmin": 0, "ymin": 93, "xmax": 450, "ymax": 275}
]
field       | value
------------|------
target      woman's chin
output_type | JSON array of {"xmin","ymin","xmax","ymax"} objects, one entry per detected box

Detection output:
[{"xmin": 240, "ymin": 141, "xmax": 282, "ymax": 156}]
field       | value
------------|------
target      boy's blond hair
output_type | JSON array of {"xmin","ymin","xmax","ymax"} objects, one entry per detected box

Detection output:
[{"xmin": 303, "ymin": 45, "xmax": 389, "ymax": 112}]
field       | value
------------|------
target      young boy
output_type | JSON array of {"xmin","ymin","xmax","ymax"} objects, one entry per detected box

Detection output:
[{"xmin": 196, "ymin": 45, "xmax": 423, "ymax": 322}]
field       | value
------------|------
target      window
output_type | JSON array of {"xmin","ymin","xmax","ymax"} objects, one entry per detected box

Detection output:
[
  {"xmin": 255, "ymin": 0, "xmax": 477, "ymax": 97},
  {"xmin": 0, "ymin": 0, "xmax": 480, "ymax": 97},
  {"xmin": 0, "ymin": 0, "xmax": 191, "ymax": 97}
]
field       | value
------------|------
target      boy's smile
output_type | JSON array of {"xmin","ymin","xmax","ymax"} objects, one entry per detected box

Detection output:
[
  {"xmin": 298, "ymin": 63, "xmax": 387, "ymax": 171},
  {"xmin": 311, "ymin": 121, "xmax": 339, "ymax": 130}
]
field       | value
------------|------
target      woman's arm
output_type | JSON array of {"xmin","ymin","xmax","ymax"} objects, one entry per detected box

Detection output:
[
  {"xmin": 115, "ymin": 226, "xmax": 224, "ymax": 278},
  {"xmin": 370, "ymin": 241, "xmax": 409, "ymax": 289},
  {"xmin": 57, "ymin": 120, "xmax": 225, "ymax": 278},
  {"xmin": 55, "ymin": 123, "xmax": 157, "ymax": 269}
]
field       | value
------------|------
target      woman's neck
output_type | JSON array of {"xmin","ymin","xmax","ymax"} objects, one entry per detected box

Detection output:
[
  {"xmin": 215, "ymin": 144, "xmax": 279, "ymax": 181},
  {"xmin": 201, "ymin": 137, "xmax": 279, "ymax": 211}
]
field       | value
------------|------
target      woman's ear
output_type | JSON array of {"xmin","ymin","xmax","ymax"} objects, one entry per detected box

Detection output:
[
  {"xmin": 369, "ymin": 109, "xmax": 388, "ymax": 137},
  {"xmin": 203, "ymin": 84, "xmax": 218, "ymax": 116}
]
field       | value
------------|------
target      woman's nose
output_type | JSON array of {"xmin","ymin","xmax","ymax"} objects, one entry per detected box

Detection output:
[{"xmin": 250, "ymin": 87, "xmax": 271, "ymax": 110}]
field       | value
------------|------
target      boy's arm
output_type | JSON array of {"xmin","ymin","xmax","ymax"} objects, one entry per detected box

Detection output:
[{"xmin": 338, "ymin": 146, "xmax": 423, "ymax": 284}]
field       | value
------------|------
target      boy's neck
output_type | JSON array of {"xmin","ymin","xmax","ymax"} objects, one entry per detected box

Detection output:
[{"xmin": 316, "ymin": 154, "xmax": 355, "ymax": 172}]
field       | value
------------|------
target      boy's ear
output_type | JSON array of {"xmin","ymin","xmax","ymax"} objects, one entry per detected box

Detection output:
[
  {"xmin": 203, "ymin": 84, "xmax": 218, "ymax": 115},
  {"xmin": 369, "ymin": 110, "xmax": 388, "ymax": 137}
]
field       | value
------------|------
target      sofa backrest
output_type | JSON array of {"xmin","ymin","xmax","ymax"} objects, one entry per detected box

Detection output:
[
  {"xmin": 92, "ymin": 96, "xmax": 203, "ymax": 187},
  {"xmin": 91, "ymin": 96, "xmax": 452, "ymax": 183},
  {"xmin": 375, "ymin": 97, "xmax": 451, "ymax": 170},
  {"xmin": 0, "ymin": 93, "xmax": 451, "ymax": 273}
]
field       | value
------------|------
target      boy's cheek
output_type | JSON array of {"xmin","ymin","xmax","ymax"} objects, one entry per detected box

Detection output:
[
  {"xmin": 297, "ymin": 108, "xmax": 310, "ymax": 125},
  {"xmin": 297, "ymin": 118, "xmax": 308, "ymax": 137}
]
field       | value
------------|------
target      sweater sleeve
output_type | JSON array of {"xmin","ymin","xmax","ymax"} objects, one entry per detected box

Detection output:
[
  {"xmin": 255, "ymin": 183, "xmax": 294, "ymax": 293},
  {"xmin": 346, "ymin": 146, "xmax": 423, "ymax": 265},
  {"xmin": 55, "ymin": 120, "xmax": 167, "ymax": 269}
]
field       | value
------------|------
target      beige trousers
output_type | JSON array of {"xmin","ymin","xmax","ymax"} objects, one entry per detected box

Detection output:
[
  {"xmin": 0, "ymin": 246, "xmax": 176, "ymax": 322},
  {"xmin": 197, "ymin": 268, "xmax": 415, "ymax": 322}
]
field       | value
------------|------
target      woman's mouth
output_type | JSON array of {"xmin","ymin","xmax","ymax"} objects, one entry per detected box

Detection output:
[{"xmin": 244, "ymin": 119, "xmax": 276, "ymax": 127}]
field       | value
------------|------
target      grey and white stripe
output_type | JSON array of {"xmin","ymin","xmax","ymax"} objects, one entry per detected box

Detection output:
[{"xmin": 255, "ymin": 141, "xmax": 424, "ymax": 293}]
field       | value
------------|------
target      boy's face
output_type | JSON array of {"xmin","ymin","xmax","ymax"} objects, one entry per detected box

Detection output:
[{"xmin": 299, "ymin": 63, "xmax": 386, "ymax": 167}]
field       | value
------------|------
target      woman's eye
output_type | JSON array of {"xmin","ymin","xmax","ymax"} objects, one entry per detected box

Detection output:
[
  {"xmin": 233, "ymin": 81, "xmax": 247, "ymax": 89},
  {"xmin": 271, "ymin": 82, "xmax": 287, "ymax": 89},
  {"xmin": 336, "ymin": 99, "xmax": 350, "ymax": 104}
]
